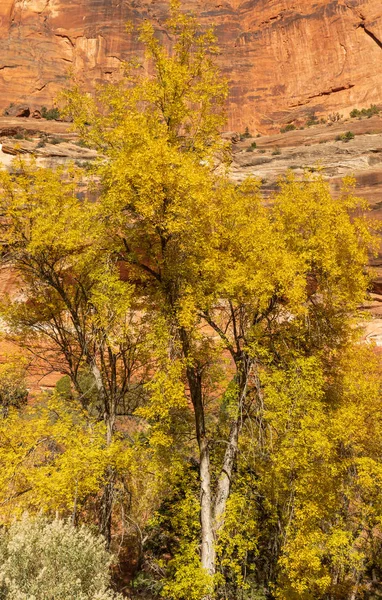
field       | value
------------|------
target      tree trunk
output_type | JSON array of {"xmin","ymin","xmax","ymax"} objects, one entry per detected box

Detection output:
[
  {"xmin": 90, "ymin": 360, "xmax": 116, "ymax": 547},
  {"xmin": 187, "ymin": 364, "xmax": 216, "ymax": 576},
  {"xmin": 179, "ymin": 326, "xmax": 216, "ymax": 578},
  {"xmin": 99, "ymin": 473, "xmax": 114, "ymax": 546},
  {"xmin": 214, "ymin": 357, "xmax": 250, "ymax": 533},
  {"xmin": 199, "ymin": 433, "xmax": 216, "ymax": 575},
  {"xmin": 213, "ymin": 418, "xmax": 240, "ymax": 534}
]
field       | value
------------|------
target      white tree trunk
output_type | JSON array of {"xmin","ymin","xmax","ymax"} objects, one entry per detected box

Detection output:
[
  {"xmin": 199, "ymin": 434, "xmax": 216, "ymax": 575},
  {"xmin": 213, "ymin": 418, "xmax": 239, "ymax": 534}
]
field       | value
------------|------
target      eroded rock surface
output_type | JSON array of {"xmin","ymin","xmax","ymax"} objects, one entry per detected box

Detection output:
[{"xmin": 0, "ymin": 1, "xmax": 381, "ymax": 132}]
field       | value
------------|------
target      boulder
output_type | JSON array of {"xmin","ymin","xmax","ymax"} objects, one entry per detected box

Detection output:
[
  {"xmin": 222, "ymin": 131, "xmax": 240, "ymax": 144},
  {"xmin": 4, "ymin": 104, "xmax": 30, "ymax": 118}
]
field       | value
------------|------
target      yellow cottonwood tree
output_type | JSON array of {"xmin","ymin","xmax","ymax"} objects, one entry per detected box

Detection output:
[
  {"xmin": 0, "ymin": 3, "xmax": 380, "ymax": 599},
  {"xmin": 62, "ymin": 4, "xmax": 379, "ymax": 596},
  {"xmin": 0, "ymin": 159, "xmax": 152, "ymax": 543}
]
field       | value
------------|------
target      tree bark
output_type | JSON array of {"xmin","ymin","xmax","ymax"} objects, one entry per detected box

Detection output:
[
  {"xmin": 179, "ymin": 326, "xmax": 216, "ymax": 577},
  {"xmin": 187, "ymin": 364, "xmax": 216, "ymax": 576},
  {"xmin": 213, "ymin": 418, "xmax": 240, "ymax": 534},
  {"xmin": 213, "ymin": 357, "xmax": 249, "ymax": 533},
  {"xmin": 90, "ymin": 360, "xmax": 115, "ymax": 547},
  {"xmin": 99, "ymin": 474, "xmax": 114, "ymax": 546}
]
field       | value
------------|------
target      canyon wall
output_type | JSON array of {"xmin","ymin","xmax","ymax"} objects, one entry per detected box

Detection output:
[{"xmin": 0, "ymin": 0, "xmax": 381, "ymax": 132}]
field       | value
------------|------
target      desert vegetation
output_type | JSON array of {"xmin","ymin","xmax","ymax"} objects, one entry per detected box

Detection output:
[
  {"xmin": 0, "ymin": 4, "xmax": 381, "ymax": 600},
  {"xmin": 350, "ymin": 104, "xmax": 380, "ymax": 119},
  {"xmin": 336, "ymin": 131, "xmax": 355, "ymax": 142}
]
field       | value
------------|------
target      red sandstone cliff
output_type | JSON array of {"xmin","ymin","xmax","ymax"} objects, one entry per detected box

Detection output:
[{"xmin": 0, "ymin": 1, "xmax": 381, "ymax": 132}]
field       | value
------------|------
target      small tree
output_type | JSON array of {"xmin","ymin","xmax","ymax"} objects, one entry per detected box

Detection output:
[{"xmin": 0, "ymin": 160, "xmax": 150, "ymax": 543}]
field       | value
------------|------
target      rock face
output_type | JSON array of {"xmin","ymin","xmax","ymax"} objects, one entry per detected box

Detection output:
[{"xmin": 0, "ymin": 1, "xmax": 382, "ymax": 132}]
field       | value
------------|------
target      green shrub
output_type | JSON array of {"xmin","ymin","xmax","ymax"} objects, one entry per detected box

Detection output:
[
  {"xmin": 240, "ymin": 126, "xmax": 251, "ymax": 140},
  {"xmin": 336, "ymin": 131, "xmax": 355, "ymax": 142},
  {"xmin": 272, "ymin": 147, "xmax": 281, "ymax": 155},
  {"xmin": 306, "ymin": 114, "xmax": 319, "ymax": 127},
  {"xmin": 350, "ymin": 105, "xmax": 380, "ymax": 119},
  {"xmin": 41, "ymin": 106, "xmax": 61, "ymax": 120},
  {"xmin": 0, "ymin": 361, "xmax": 28, "ymax": 418},
  {"xmin": 0, "ymin": 515, "xmax": 122, "ymax": 600},
  {"xmin": 245, "ymin": 141, "xmax": 257, "ymax": 151},
  {"xmin": 280, "ymin": 124, "xmax": 296, "ymax": 133},
  {"xmin": 48, "ymin": 137, "xmax": 63, "ymax": 145},
  {"xmin": 55, "ymin": 374, "xmax": 73, "ymax": 399},
  {"xmin": 75, "ymin": 160, "xmax": 92, "ymax": 169}
]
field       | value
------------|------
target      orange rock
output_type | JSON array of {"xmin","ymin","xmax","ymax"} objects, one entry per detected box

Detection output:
[{"xmin": 0, "ymin": 1, "xmax": 381, "ymax": 132}]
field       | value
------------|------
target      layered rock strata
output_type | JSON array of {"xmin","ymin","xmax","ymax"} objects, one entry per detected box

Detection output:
[{"xmin": 0, "ymin": 1, "xmax": 381, "ymax": 131}]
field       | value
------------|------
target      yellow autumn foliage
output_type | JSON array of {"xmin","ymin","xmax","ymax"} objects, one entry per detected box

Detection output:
[{"xmin": 0, "ymin": 395, "xmax": 132, "ymax": 523}]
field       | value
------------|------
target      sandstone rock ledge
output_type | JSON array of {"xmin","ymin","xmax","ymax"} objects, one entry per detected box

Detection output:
[{"xmin": 0, "ymin": 0, "xmax": 381, "ymax": 132}]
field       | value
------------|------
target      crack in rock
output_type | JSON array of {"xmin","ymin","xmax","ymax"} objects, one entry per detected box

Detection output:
[
  {"xmin": 0, "ymin": 65, "xmax": 21, "ymax": 70},
  {"xmin": 54, "ymin": 33, "xmax": 75, "ymax": 48},
  {"xmin": 307, "ymin": 84, "xmax": 355, "ymax": 100},
  {"xmin": 358, "ymin": 23, "xmax": 382, "ymax": 50}
]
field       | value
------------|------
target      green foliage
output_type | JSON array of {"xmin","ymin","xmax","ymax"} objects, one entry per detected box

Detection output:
[
  {"xmin": 306, "ymin": 113, "xmax": 319, "ymax": 126},
  {"xmin": 240, "ymin": 127, "xmax": 252, "ymax": 140},
  {"xmin": 280, "ymin": 123, "xmax": 296, "ymax": 133},
  {"xmin": 0, "ymin": 514, "xmax": 122, "ymax": 599},
  {"xmin": 41, "ymin": 106, "xmax": 61, "ymax": 120},
  {"xmin": 272, "ymin": 146, "xmax": 281, "ymax": 155},
  {"xmin": 139, "ymin": 469, "xmax": 211, "ymax": 599},
  {"xmin": 55, "ymin": 375, "xmax": 73, "ymax": 400},
  {"xmin": 350, "ymin": 104, "xmax": 380, "ymax": 118},
  {"xmin": 75, "ymin": 139, "xmax": 91, "ymax": 148},
  {"xmin": 48, "ymin": 137, "xmax": 63, "ymax": 145},
  {"xmin": 162, "ymin": 542, "xmax": 214, "ymax": 600},
  {"xmin": 336, "ymin": 131, "xmax": 355, "ymax": 142},
  {"xmin": 0, "ymin": 358, "xmax": 28, "ymax": 418}
]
